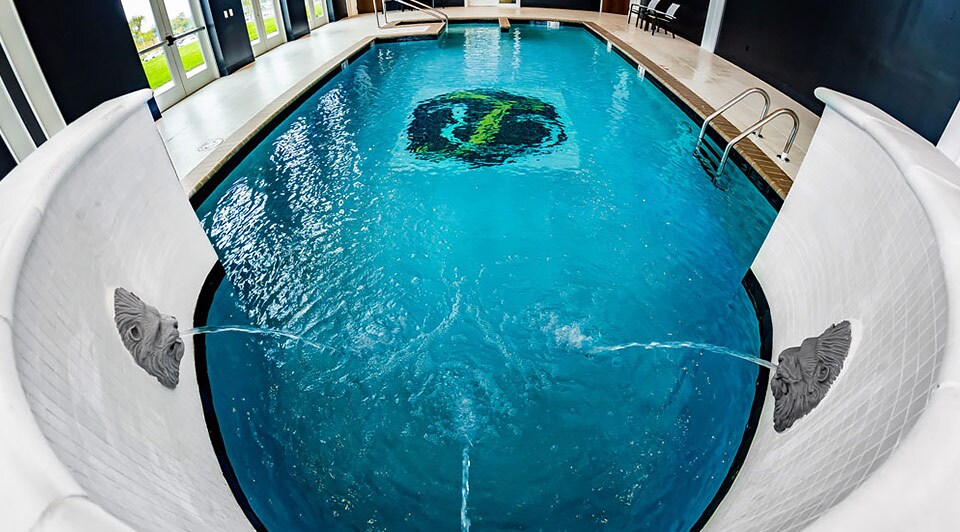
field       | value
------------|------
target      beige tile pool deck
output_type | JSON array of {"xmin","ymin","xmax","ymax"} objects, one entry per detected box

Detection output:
[{"xmin": 162, "ymin": 7, "xmax": 820, "ymax": 199}]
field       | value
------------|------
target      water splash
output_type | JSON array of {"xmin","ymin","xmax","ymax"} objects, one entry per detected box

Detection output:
[
  {"xmin": 454, "ymin": 393, "xmax": 476, "ymax": 532},
  {"xmin": 180, "ymin": 325, "xmax": 336, "ymax": 353},
  {"xmin": 591, "ymin": 341, "xmax": 776, "ymax": 369},
  {"xmin": 542, "ymin": 315, "xmax": 592, "ymax": 349},
  {"xmin": 553, "ymin": 323, "xmax": 592, "ymax": 349},
  {"xmin": 460, "ymin": 446, "xmax": 471, "ymax": 532}
]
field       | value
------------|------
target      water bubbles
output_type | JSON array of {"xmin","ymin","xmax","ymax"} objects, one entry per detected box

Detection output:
[{"xmin": 553, "ymin": 323, "xmax": 593, "ymax": 349}]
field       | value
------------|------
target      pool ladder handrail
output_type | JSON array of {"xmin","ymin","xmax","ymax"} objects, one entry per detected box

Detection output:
[
  {"xmin": 375, "ymin": 0, "xmax": 449, "ymax": 35},
  {"xmin": 714, "ymin": 108, "xmax": 801, "ymax": 175},
  {"xmin": 695, "ymin": 87, "xmax": 771, "ymax": 153}
]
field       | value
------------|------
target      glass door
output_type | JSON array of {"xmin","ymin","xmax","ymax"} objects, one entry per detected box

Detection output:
[
  {"xmin": 122, "ymin": 0, "xmax": 218, "ymax": 111},
  {"xmin": 305, "ymin": 0, "xmax": 328, "ymax": 29},
  {"xmin": 242, "ymin": 0, "xmax": 286, "ymax": 56}
]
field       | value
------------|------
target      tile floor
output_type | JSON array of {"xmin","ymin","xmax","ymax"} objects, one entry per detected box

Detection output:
[{"xmin": 160, "ymin": 7, "xmax": 819, "ymax": 193}]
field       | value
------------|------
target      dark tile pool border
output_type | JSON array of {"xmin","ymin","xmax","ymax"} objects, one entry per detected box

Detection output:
[
  {"xmin": 576, "ymin": 22, "xmax": 787, "ymax": 210},
  {"xmin": 193, "ymin": 262, "xmax": 268, "ymax": 532},
  {"xmin": 188, "ymin": 19, "xmax": 789, "ymax": 210},
  {"xmin": 692, "ymin": 269, "xmax": 773, "ymax": 530},
  {"xmin": 191, "ymin": 261, "xmax": 773, "ymax": 531},
  {"xmin": 383, "ymin": 18, "xmax": 788, "ymax": 209},
  {"xmin": 189, "ymin": 23, "xmax": 777, "ymax": 529}
]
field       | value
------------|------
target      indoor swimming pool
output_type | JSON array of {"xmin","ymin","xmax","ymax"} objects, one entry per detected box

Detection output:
[{"xmin": 196, "ymin": 23, "xmax": 777, "ymax": 531}]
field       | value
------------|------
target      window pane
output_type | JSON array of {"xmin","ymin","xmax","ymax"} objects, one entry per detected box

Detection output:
[
  {"xmin": 260, "ymin": 0, "xmax": 279, "ymax": 37},
  {"xmin": 314, "ymin": 1, "xmax": 323, "ymax": 18},
  {"xmin": 242, "ymin": 0, "xmax": 260, "ymax": 43},
  {"xmin": 140, "ymin": 51, "xmax": 174, "ymax": 92},
  {"xmin": 164, "ymin": 0, "xmax": 199, "ymax": 35},
  {"xmin": 177, "ymin": 34, "xmax": 208, "ymax": 77},
  {"xmin": 121, "ymin": 0, "xmax": 162, "ymax": 52}
]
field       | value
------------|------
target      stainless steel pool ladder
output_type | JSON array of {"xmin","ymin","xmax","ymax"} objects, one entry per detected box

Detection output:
[
  {"xmin": 715, "ymin": 108, "xmax": 800, "ymax": 173},
  {"xmin": 375, "ymin": 0, "xmax": 449, "ymax": 35},
  {"xmin": 694, "ymin": 87, "xmax": 800, "ymax": 176},
  {"xmin": 695, "ymin": 87, "xmax": 771, "ymax": 152}
]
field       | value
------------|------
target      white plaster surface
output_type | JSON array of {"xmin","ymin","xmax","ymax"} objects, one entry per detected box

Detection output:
[
  {"xmin": 708, "ymin": 89, "xmax": 960, "ymax": 531},
  {"xmin": 0, "ymin": 91, "xmax": 249, "ymax": 531}
]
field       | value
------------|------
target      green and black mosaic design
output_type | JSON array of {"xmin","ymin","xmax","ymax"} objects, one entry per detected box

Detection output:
[{"xmin": 406, "ymin": 90, "xmax": 567, "ymax": 167}]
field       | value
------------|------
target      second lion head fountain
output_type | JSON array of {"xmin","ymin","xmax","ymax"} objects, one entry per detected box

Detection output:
[{"xmin": 770, "ymin": 321, "xmax": 852, "ymax": 432}]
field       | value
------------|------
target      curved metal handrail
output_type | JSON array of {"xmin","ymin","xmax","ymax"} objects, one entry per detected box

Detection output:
[
  {"xmin": 696, "ymin": 87, "xmax": 770, "ymax": 152},
  {"xmin": 716, "ymin": 108, "xmax": 800, "ymax": 175},
  {"xmin": 375, "ymin": 0, "xmax": 448, "ymax": 34}
]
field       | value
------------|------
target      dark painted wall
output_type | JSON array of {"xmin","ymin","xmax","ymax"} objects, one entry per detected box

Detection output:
[
  {"xmin": 522, "ymin": 0, "xmax": 599, "ymax": 12},
  {"xmin": 201, "ymin": 0, "xmax": 256, "ymax": 75},
  {"xmin": 330, "ymin": 0, "xmax": 348, "ymax": 22},
  {"xmin": 670, "ymin": 0, "xmax": 708, "ymax": 44},
  {"xmin": 716, "ymin": 0, "xmax": 960, "ymax": 142},
  {"xmin": 0, "ymin": 140, "xmax": 15, "ymax": 181},
  {"xmin": 280, "ymin": 0, "xmax": 311, "ymax": 40},
  {"xmin": 13, "ymin": 0, "xmax": 153, "ymax": 123}
]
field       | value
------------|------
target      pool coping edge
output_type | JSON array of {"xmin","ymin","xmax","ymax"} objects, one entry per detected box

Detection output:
[
  {"xmin": 692, "ymin": 269, "xmax": 773, "ymax": 530},
  {"xmin": 184, "ymin": 19, "xmax": 789, "ymax": 210},
  {"xmin": 193, "ymin": 262, "xmax": 268, "ymax": 532}
]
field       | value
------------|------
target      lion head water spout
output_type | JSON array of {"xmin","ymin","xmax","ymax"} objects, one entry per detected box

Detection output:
[
  {"xmin": 770, "ymin": 321, "xmax": 852, "ymax": 432},
  {"xmin": 114, "ymin": 292, "xmax": 335, "ymax": 389},
  {"xmin": 114, "ymin": 288, "xmax": 185, "ymax": 389}
]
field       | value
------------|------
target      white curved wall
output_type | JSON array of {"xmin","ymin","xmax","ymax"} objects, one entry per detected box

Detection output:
[
  {"xmin": 0, "ymin": 91, "xmax": 250, "ymax": 531},
  {"xmin": 708, "ymin": 89, "xmax": 960, "ymax": 531}
]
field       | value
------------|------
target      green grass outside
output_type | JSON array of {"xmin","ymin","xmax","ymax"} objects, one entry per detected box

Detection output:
[
  {"xmin": 247, "ymin": 17, "xmax": 278, "ymax": 42},
  {"xmin": 140, "ymin": 40, "xmax": 205, "ymax": 90}
]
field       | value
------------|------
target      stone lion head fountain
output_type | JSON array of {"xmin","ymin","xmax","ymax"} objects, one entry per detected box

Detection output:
[
  {"xmin": 113, "ymin": 288, "xmax": 184, "ymax": 389},
  {"xmin": 770, "ymin": 321, "xmax": 852, "ymax": 432}
]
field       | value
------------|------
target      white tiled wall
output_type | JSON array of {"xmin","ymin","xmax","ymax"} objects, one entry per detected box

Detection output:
[
  {"xmin": 707, "ymin": 90, "xmax": 960, "ymax": 531},
  {"xmin": 0, "ymin": 92, "xmax": 251, "ymax": 531}
]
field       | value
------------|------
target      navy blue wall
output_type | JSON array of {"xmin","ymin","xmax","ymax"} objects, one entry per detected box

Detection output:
[
  {"xmin": 0, "ymin": 140, "xmax": 15, "ymax": 181},
  {"xmin": 280, "ymin": 0, "xmax": 311, "ymax": 41},
  {"xmin": 670, "ymin": 0, "xmax": 708, "ymax": 44},
  {"xmin": 13, "ymin": 0, "xmax": 155, "ymax": 123},
  {"xmin": 201, "ymin": 0, "xmax": 256, "ymax": 75},
  {"xmin": 716, "ymin": 0, "xmax": 960, "ymax": 142},
  {"xmin": 330, "ymin": 0, "xmax": 348, "ymax": 22}
]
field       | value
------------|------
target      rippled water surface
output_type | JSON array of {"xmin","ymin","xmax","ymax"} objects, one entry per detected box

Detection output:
[{"xmin": 197, "ymin": 24, "xmax": 777, "ymax": 531}]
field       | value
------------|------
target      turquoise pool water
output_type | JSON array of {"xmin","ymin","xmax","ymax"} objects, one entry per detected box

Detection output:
[{"xmin": 197, "ymin": 24, "xmax": 776, "ymax": 531}]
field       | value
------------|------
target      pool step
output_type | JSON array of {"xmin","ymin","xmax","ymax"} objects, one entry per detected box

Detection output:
[
  {"xmin": 694, "ymin": 139, "xmax": 731, "ymax": 190},
  {"xmin": 695, "ymin": 139, "xmax": 722, "ymax": 171}
]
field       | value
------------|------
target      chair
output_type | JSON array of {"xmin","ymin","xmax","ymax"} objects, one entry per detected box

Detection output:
[
  {"xmin": 627, "ymin": 0, "xmax": 648, "ymax": 26},
  {"xmin": 630, "ymin": 0, "xmax": 660, "ymax": 29},
  {"xmin": 648, "ymin": 3, "xmax": 679, "ymax": 37}
]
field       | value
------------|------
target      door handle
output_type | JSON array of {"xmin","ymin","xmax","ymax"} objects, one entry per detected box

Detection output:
[{"xmin": 165, "ymin": 35, "xmax": 176, "ymax": 46}]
